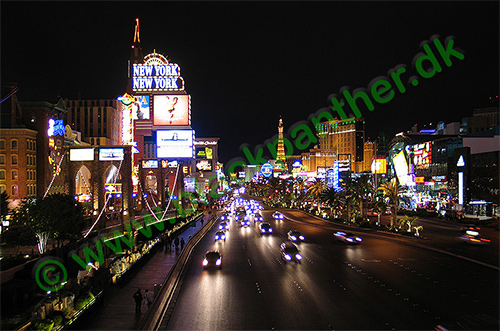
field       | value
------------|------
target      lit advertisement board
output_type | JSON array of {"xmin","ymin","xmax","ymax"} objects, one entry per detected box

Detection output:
[
  {"xmin": 392, "ymin": 151, "xmax": 413, "ymax": 186},
  {"xmin": 132, "ymin": 52, "xmax": 185, "ymax": 92},
  {"xmin": 153, "ymin": 95, "xmax": 190, "ymax": 126},
  {"xmin": 196, "ymin": 160, "xmax": 212, "ymax": 171},
  {"xmin": 99, "ymin": 148, "xmax": 124, "ymax": 161},
  {"xmin": 156, "ymin": 130, "xmax": 193, "ymax": 158},
  {"xmin": 406, "ymin": 141, "xmax": 432, "ymax": 168},
  {"xmin": 70, "ymin": 148, "xmax": 94, "ymax": 161},
  {"xmin": 371, "ymin": 158, "xmax": 387, "ymax": 174},
  {"xmin": 132, "ymin": 95, "xmax": 150, "ymax": 120},
  {"xmin": 184, "ymin": 177, "xmax": 196, "ymax": 193},
  {"xmin": 142, "ymin": 160, "xmax": 158, "ymax": 168},
  {"xmin": 195, "ymin": 147, "xmax": 213, "ymax": 159}
]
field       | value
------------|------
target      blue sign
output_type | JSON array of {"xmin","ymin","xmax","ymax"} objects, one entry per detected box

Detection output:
[
  {"xmin": 292, "ymin": 160, "xmax": 302, "ymax": 168},
  {"xmin": 261, "ymin": 162, "xmax": 273, "ymax": 178}
]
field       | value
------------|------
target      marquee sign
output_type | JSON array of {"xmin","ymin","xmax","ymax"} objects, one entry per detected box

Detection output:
[{"xmin": 132, "ymin": 52, "xmax": 185, "ymax": 92}]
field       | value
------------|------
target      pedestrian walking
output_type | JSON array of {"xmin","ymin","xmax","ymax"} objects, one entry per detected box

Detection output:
[
  {"xmin": 133, "ymin": 288, "xmax": 143, "ymax": 315},
  {"xmin": 174, "ymin": 236, "xmax": 179, "ymax": 249},
  {"xmin": 144, "ymin": 289, "xmax": 152, "ymax": 309},
  {"xmin": 180, "ymin": 238, "xmax": 185, "ymax": 250}
]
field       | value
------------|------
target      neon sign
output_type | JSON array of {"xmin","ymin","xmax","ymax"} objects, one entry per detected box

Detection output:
[{"xmin": 132, "ymin": 52, "xmax": 184, "ymax": 92}]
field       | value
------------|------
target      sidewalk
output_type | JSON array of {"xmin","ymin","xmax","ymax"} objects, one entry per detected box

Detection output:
[{"xmin": 80, "ymin": 213, "xmax": 212, "ymax": 330}]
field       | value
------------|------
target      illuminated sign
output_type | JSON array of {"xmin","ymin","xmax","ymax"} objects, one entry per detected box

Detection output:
[
  {"xmin": 48, "ymin": 119, "xmax": 65, "ymax": 137},
  {"xmin": 194, "ymin": 140, "xmax": 218, "ymax": 146},
  {"xmin": 261, "ymin": 162, "xmax": 273, "ymax": 178},
  {"xmin": 457, "ymin": 155, "xmax": 465, "ymax": 167},
  {"xmin": 132, "ymin": 95, "xmax": 150, "ymax": 120},
  {"xmin": 184, "ymin": 177, "xmax": 196, "ymax": 193},
  {"xmin": 153, "ymin": 95, "xmax": 190, "ymax": 126},
  {"xmin": 371, "ymin": 158, "xmax": 387, "ymax": 174},
  {"xmin": 239, "ymin": 171, "xmax": 246, "ymax": 179},
  {"xmin": 292, "ymin": 160, "xmax": 302, "ymax": 168},
  {"xmin": 392, "ymin": 151, "xmax": 413, "ymax": 186},
  {"xmin": 326, "ymin": 168, "xmax": 336, "ymax": 188},
  {"xmin": 406, "ymin": 141, "xmax": 432, "ymax": 168},
  {"xmin": 157, "ymin": 130, "xmax": 194, "ymax": 158},
  {"xmin": 99, "ymin": 148, "xmax": 124, "ymax": 161},
  {"xmin": 333, "ymin": 162, "xmax": 340, "ymax": 190},
  {"xmin": 196, "ymin": 160, "xmax": 212, "ymax": 171},
  {"xmin": 70, "ymin": 148, "xmax": 94, "ymax": 161},
  {"xmin": 132, "ymin": 52, "xmax": 184, "ymax": 92},
  {"xmin": 196, "ymin": 147, "xmax": 213, "ymax": 159},
  {"xmin": 415, "ymin": 176, "xmax": 425, "ymax": 183},
  {"xmin": 142, "ymin": 160, "xmax": 158, "ymax": 168}
]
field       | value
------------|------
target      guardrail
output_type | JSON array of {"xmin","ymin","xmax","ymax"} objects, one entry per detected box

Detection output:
[{"xmin": 139, "ymin": 214, "xmax": 218, "ymax": 330}]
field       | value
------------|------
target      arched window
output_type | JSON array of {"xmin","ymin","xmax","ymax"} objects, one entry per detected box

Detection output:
[
  {"xmin": 12, "ymin": 185, "xmax": 18, "ymax": 196},
  {"xmin": 11, "ymin": 154, "xmax": 18, "ymax": 165},
  {"xmin": 0, "ymin": 139, "xmax": 5, "ymax": 150},
  {"xmin": 11, "ymin": 139, "xmax": 18, "ymax": 150},
  {"xmin": 0, "ymin": 170, "xmax": 5, "ymax": 180},
  {"xmin": 0, "ymin": 155, "xmax": 5, "ymax": 165},
  {"xmin": 12, "ymin": 170, "xmax": 18, "ymax": 180}
]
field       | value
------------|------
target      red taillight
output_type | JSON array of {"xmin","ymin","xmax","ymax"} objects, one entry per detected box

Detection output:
[
  {"xmin": 481, "ymin": 238, "xmax": 491, "ymax": 242},
  {"xmin": 470, "ymin": 238, "xmax": 481, "ymax": 242}
]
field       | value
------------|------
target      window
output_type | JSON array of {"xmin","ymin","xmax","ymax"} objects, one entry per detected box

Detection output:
[
  {"xmin": 12, "ymin": 185, "xmax": 18, "ymax": 196},
  {"xmin": 0, "ymin": 185, "xmax": 5, "ymax": 193},
  {"xmin": 12, "ymin": 170, "xmax": 18, "ymax": 180},
  {"xmin": 0, "ymin": 140, "xmax": 5, "ymax": 149},
  {"xmin": 11, "ymin": 139, "xmax": 18, "ymax": 150},
  {"xmin": 0, "ymin": 170, "xmax": 5, "ymax": 180},
  {"xmin": 0, "ymin": 155, "xmax": 5, "ymax": 165},
  {"xmin": 11, "ymin": 155, "xmax": 18, "ymax": 165}
]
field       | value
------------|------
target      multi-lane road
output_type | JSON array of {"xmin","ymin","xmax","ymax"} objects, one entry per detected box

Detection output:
[{"xmin": 164, "ymin": 209, "xmax": 499, "ymax": 330}]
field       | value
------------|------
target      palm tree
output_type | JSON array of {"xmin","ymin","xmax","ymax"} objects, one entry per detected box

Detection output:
[
  {"xmin": 307, "ymin": 179, "xmax": 325, "ymax": 214},
  {"xmin": 376, "ymin": 178, "xmax": 401, "ymax": 229},
  {"xmin": 320, "ymin": 187, "xmax": 344, "ymax": 218},
  {"xmin": 353, "ymin": 174, "xmax": 372, "ymax": 219}
]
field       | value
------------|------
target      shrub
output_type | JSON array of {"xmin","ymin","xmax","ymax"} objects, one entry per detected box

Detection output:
[
  {"xmin": 52, "ymin": 314, "xmax": 63, "ymax": 326},
  {"xmin": 33, "ymin": 319, "xmax": 54, "ymax": 331}
]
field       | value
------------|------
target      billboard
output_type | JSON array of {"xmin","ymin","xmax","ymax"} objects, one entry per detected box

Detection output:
[
  {"xmin": 392, "ymin": 151, "xmax": 414, "ymax": 186},
  {"xmin": 70, "ymin": 148, "xmax": 94, "ymax": 161},
  {"xmin": 156, "ymin": 129, "xmax": 193, "ymax": 158},
  {"xmin": 184, "ymin": 177, "xmax": 196, "ymax": 193},
  {"xmin": 99, "ymin": 148, "xmax": 124, "ymax": 161},
  {"xmin": 153, "ymin": 94, "xmax": 190, "ymax": 126},
  {"xmin": 142, "ymin": 160, "xmax": 158, "ymax": 168},
  {"xmin": 195, "ymin": 147, "xmax": 213, "ymax": 159},
  {"xmin": 132, "ymin": 95, "xmax": 150, "ymax": 120},
  {"xmin": 196, "ymin": 160, "xmax": 212, "ymax": 171},
  {"xmin": 371, "ymin": 158, "xmax": 387, "ymax": 174}
]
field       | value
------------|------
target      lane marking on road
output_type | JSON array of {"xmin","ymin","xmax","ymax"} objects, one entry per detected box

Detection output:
[
  {"xmin": 247, "ymin": 258, "xmax": 252, "ymax": 267},
  {"xmin": 361, "ymin": 259, "xmax": 381, "ymax": 262}
]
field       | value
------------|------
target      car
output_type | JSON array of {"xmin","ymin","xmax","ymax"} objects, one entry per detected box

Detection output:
[
  {"xmin": 259, "ymin": 222, "xmax": 273, "ymax": 234},
  {"xmin": 254, "ymin": 215, "xmax": 264, "ymax": 222},
  {"xmin": 218, "ymin": 221, "xmax": 229, "ymax": 231},
  {"xmin": 280, "ymin": 242, "xmax": 302, "ymax": 263},
  {"xmin": 459, "ymin": 229, "xmax": 491, "ymax": 245},
  {"xmin": 214, "ymin": 231, "xmax": 226, "ymax": 241},
  {"xmin": 273, "ymin": 211, "xmax": 284, "ymax": 220},
  {"xmin": 241, "ymin": 219, "xmax": 251, "ymax": 227},
  {"xmin": 220, "ymin": 213, "xmax": 230, "ymax": 221},
  {"xmin": 287, "ymin": 230, "xmax": 305, "ymax": 242},
  {"xmin": 203, "ymin": 251, "xmax": 222, "ymax": 269},
  {"xmin": 460, "ymin": 224, "xmax": 481, "ymax": 232},
  {"xmin": 334, "ymin": 231, "xmax": 362, "ymax": 244}
]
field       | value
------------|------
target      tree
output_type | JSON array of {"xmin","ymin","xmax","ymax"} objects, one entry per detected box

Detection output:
[
  {"xmin": 353, "ymin": 175, "xmax": 372, "ymax": 219},
  {"xmin": 320, "ymin": 187, "xmax": 344, "ymax": 218},
  {"xmin": 377, "ymin": 178, "xmax": 402, "ymax": 229},
  {"xmin": 307, "ymin": 179, "xmax": 325, "ymax": 214},
  {"xmin": 12, "ymin": 194, "xmax": 86, "ymax": 254}
]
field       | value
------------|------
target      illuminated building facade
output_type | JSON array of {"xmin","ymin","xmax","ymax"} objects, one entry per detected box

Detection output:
[{"xmin": 301, "ymin": 117, "xmax": 374, "ymax": 173}]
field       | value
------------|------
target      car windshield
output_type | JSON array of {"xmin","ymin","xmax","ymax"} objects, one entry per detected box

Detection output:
[
  {"xmin": 206, "ymin": 252, "xmax": 220, "ymax": 260},
  {"xmin": 285, "ymin": 247, "xmax": 299, "ymax": 254}
]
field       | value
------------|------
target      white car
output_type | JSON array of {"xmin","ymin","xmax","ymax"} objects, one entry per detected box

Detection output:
[
  {"xmin": 273, "ymin": 211, "xmax": 284, "ymax": 220},
  {"xmin": 334, "ymin": 231, "xmax": 362, "ymax": 244}
]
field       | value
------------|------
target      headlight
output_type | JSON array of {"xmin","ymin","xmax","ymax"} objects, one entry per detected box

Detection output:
[
  {"xmin": 285, "ymin": 254, "xmax": 292, "ymax": 261},
  {"xmin": 261, "ymin": 229, "xmax": 266, "ymax": 233},
  {"xmin": 269, "ymin": 228, "xmax": 273, "ymax": 232},
  {"xmin": 290, "ymin": 236, "xmax": 297, "ymax": 241},
  {"xmin": 221, "ymin": 216, "xmax": 225, "ymax": 220},
  {"xmin": 356, "ymin": 237, "xmax": 362, "ymax": 242},
  {"xmin": 216, "ymin": 259, "xmax": 222, "ymax": 266},
  {"xmin": 215, "ymin": 235, "xmax": 219, "ymax": 240},
  {"xmin": 221, "ymin": 235, "xmax": 226, "ymax": 239},
  {"xmin": 299, "ymin": 235, "xmax": 305, "ymax": 240},
  {"xmin": 203, "ymin": 259, "xmax": 208, "ymax": 266},
  {"xmin": 346, "ymin": 238, "xmax": 353, "ymax": 242},
  {"xmin": 296, "ymin": 254, "xmax": 302, "ymax": 260}
]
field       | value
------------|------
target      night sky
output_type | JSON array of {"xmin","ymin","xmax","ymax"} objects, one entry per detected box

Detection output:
[{"xmin": 1, "ymin": 1, "xmax": 498, "ymax": 165}]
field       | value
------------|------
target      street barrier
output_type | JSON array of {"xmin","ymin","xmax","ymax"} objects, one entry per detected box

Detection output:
[{"xmin": 139, "ymin": 214, "xmax": 219, "ymax": 330}]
